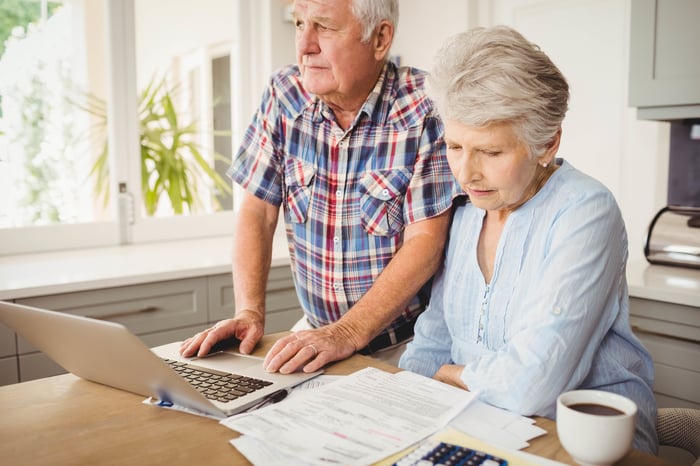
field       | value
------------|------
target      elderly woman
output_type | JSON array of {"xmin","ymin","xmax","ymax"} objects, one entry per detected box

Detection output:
[{"xmin": 398, "ymin": 26, "xmax": 657, "ymax": 454}]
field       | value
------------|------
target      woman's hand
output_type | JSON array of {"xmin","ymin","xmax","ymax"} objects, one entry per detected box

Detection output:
[{"xmin": 433, "ymin": 364, "xmax": 469, "ymax": 390}]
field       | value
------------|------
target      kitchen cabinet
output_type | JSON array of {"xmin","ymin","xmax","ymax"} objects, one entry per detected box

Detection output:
[
  {"xmin": 208, "ymin": 268, "xmax": 303, "ymax": 333},
  {"xmin": 0, "ymin": 265, "xmax": 302, "ymax": 385},
  {"xmin": 13, "ymin": 277, "xmax": 209, "ymax": 383},
  {"xmin": 0, "ymin": 325, "xmax": 17, "ymax": 385},
  {"xmin": 630, "ymin": 297, "xmax": 700, "ymax": 409},
  {"xmin": 628, "ymin": 0, "xmax": 700, "ymax": 120}
]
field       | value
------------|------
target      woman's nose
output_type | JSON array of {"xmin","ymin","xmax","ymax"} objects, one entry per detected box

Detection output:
[{"xmin": 457, "ymin": 155, "xmax": 480, "ymax": 185}]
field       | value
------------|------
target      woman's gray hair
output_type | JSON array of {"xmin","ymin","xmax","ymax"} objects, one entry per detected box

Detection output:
[
  {"xmin": 351, "ymin": 0, "xmax": 399, "ymax": 43},
  {"xmin": 428, "ymin": 25, "xmax": 569, "ymax": 158}
]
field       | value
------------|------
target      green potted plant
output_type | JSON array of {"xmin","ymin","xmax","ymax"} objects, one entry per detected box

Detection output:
[{"xmin": 88, "ymin": 76, "xmax": 232, "ymax": 216}]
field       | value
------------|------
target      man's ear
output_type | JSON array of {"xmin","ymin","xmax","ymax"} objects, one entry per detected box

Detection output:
[{"xmin": 373, "ymin": 21, "xmax": 394, "ymax": 61}]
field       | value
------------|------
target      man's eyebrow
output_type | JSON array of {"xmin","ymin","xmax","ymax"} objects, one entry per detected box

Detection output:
[
  {"xmin": 310, "ymin": 14, "xmax": 333, "ymax": 24},
  {"xmin": 292, "ymin": 10, "xmax": 333, "ymax": 24}
]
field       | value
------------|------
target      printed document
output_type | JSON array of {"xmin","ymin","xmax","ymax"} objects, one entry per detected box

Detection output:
[{"xmin": 221, "ymin": 367, "xmax": 476, "ymax": 465}]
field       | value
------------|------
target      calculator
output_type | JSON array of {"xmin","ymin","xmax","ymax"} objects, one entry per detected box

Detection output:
[{"xmin": 394, "ymin": 440, "xmax": 508, "ymax": 466}]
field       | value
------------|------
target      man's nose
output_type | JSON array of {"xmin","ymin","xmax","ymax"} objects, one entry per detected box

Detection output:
[{"xmin": 296, "ymin": 26, "xmax": 319, "ymax": 56}]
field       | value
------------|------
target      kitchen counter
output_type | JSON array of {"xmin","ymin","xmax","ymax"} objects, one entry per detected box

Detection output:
[
  {"xmin": 1, "ymin": 238, "xmax": 699, "ymax": 306},
  {"xmin": 627, "ymin": 258, "xmax": 700, "ymax": 308},
  {"xmin": 0, "ymin": 235, "xmax": 291, "ymax": 301}
]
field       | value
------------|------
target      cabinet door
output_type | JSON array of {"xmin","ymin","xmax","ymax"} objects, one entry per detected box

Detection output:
[
  {"xmin": 14, "ymin": 278, "xmax": 208, "ymax": 382},
  {"xmin": 0, "ymin": 323, "xmax": 15, "ymax": 358},
  {"xmin": 633, "ymin": 331, "xmax": 700, "ymax": 409},
  {"xmin": 208, "ymin": 266, "xmax": 303, "ymax": 333},
  {"xmin": 264, "ymin": 266, "xmax": 304, "ymax": 333},
  {"xmin": 629, "ymin": 0, "xmax": 700, "ymax": 118},
  {"xmin": 0, "ymin": 357, "xmax": 19, "ymax": 386},
  {"xmin": 0, "ymin": 324, "xmax": 17, "ymax": 385},
  {"xmin": 16, "ymin": 277, "xmax": 209, "ymax": 355},
  {"xmin": 630, "ymin": 297, "xmax": 700, "ymax": 409}
]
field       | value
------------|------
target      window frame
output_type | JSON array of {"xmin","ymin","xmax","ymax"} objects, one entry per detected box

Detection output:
[{"xmin": 0, "ymin": 0, "xmax": 275, "ymax": 256}]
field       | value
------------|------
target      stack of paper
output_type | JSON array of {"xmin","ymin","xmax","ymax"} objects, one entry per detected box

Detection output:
[
  {"xmin": 222, "ymin": 367, "xmax": 477, "ymax": 465},
  {"xmin": 449, "ymin": 400, "xmax": 547, "ymax": 450}
]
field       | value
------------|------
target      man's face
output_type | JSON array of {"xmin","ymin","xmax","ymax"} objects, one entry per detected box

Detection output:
[{"xmin": 292, "ymin": 0, "xmax": 385, "ymax": 107}]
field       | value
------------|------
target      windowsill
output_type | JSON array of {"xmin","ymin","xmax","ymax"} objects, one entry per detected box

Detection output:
[{"xmin": 0, "ymin": 235, "xmax": 291, "ymax": 301}]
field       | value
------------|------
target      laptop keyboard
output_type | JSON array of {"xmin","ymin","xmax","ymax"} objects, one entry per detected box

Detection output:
[
  {"xmin": 163, "ymin": 359, "xmax": 273, "ymax": 403},
  {"xmin": 394, "ymin": 440, "xmax": 508, "ymax": 466}
]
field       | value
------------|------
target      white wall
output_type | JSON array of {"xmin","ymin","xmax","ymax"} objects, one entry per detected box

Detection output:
[
  {"xmin": 392, "ymin": 0, "xmax": 470, "ymax": 71},
  {"xmin": 393, "ymin": 0, "xmax": 670, "ymax": 263},
  {"xmin": 237, "ymin": 0, "xmax": 669, "ymax": 263},
  {"xmin": 134, "ymin": 0, "xmax": 236, "ymax": 87}
]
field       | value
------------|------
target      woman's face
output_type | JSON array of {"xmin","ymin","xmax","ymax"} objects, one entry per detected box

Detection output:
[{"xmin": 444, "ymin": 120, "xmax": 548, "ymax": 215}]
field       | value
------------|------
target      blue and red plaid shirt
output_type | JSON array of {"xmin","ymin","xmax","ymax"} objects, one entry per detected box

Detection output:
[{"xmin": 228, "ymin": 62, "xmax": 458, "ymax": 335}]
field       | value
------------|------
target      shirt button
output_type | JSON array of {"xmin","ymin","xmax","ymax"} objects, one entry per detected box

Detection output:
[
  {"xmin": 553, "ymin": 306, "xmax": 562, "ymax": 315},
  {"xmin": 382, "ymin": 188, "xmax": 389, "ymax": 197},
  {"xmin": 333, "ymin": 236, "xmax": 339, "ymax": 243},
  {"xmin": 333, "ymin": 283, "xmax": 341, "ymax": 290},
  {"xmin": 335, "ymin": 189, "xmax": 342, "ymax": 197}
]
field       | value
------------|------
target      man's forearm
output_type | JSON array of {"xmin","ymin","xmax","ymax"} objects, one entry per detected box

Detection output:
[
  {"xmin": 232, "ymin": 195, "xmax": 279, "ymax": 321},
  {"xmin": 335, "ymin": 212, "xmax": 451, "ymax": 349}
]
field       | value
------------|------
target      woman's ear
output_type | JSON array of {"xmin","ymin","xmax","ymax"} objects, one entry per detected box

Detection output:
[
  {"xmin": 538, "ymin": 128, "xmax": 562, "ymax": 166},
  {"xmin": 373, "ymin": 21, "xmax": 394, "ymax": 61}
]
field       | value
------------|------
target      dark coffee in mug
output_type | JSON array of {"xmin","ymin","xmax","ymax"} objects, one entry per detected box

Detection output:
[{"xmin": 567, "ymin": 402, "xmax": 625, "ymax": 416}]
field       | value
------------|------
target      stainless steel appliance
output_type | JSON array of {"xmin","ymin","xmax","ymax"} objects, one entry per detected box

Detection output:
[
  {"xmin": 644, "ymin": 120, "xmax": 700, "ymax": 269},
  {"xmin": 645, "ymin": 207, "xmax": 700, "ymax": 269}
]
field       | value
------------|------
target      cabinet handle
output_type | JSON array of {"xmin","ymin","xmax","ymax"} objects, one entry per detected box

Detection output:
[{"xmin": 90, "ymin": 305, "xmax": 159, "ymax": 321}]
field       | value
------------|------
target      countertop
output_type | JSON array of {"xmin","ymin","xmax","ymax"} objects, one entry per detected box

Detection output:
[
  {"xmin": 0, "ymin": 237, "xmax": 698, "ymax": 307},
  {"xmin": 0, "ymin": 236, "xmax": 290, "ymax": 301}
]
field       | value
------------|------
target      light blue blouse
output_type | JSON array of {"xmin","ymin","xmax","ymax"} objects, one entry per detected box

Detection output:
[{"xmin": 399, "ymin": 160, "xmax": 658, "ymax": 453}]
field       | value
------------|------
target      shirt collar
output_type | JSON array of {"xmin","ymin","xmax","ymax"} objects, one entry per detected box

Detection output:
[{"xmin": 311, "ymin": 62, "xmax": 395, "ymax": 127}]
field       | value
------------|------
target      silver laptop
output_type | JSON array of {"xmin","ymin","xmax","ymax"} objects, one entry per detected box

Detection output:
[{"xmin": 0, "ymin": 301, "xmax": 321, "ymax": 418}]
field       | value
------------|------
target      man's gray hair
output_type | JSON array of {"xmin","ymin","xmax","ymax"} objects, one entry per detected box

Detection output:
[
  {"xmin": 428, "ymin": 25, "xmax": 569, "ymax": 158},
  {"xmin": 351, "ymin": 0, "xmax": 399, "ymax": 43}
]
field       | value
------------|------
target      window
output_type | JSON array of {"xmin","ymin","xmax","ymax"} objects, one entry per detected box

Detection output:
[{"xmin": 0, "ymin": 0, "xmax": 273, "ymax": 255}]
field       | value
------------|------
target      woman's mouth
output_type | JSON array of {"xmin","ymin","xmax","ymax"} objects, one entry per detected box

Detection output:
[{"xmin": 466, "ymin": 187, "xmax": 492, "ymax": 197}]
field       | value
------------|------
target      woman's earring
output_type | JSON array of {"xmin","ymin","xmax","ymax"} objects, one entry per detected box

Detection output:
[{"xmin": 541, "ymin": 162, "xmax": 548, "ymax": 168}]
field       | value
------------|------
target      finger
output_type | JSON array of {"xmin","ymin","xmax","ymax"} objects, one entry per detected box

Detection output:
[
  {"xmin": 263, "ymin": 335, "xmax": 298, "ymax": 368},
  {"xmin": 196, "ymin": 331, "xmax": 220, "ymax": 357},
  {"xmin": 238, "ymin": 332, "xmax": 259, "ymax": 355},
  {"xmin": 278, "ymin": 344, "xmax": 320, "ymax": 375},
  {"xmin": 179, "ymin": 332, "xmax": 206, "ymax": 357},
  {"xmin": 263, "ymin": 338, "xmax": 306, "ymax": 373}
]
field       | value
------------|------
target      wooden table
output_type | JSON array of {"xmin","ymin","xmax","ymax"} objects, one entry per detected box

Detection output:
[{"xmin": 0, "ymin": 333, "xmax": 671, "ymax": 466}]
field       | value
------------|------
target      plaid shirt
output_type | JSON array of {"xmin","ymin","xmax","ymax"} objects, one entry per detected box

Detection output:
[{"xmin": 229, "ymin": 62, "xmax": 458, "ymax": 334}]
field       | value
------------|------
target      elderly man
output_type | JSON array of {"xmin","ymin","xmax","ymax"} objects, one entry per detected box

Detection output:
[{"xmin": 180, "ymin": 0, "xmax": 457, "ymax": 373}]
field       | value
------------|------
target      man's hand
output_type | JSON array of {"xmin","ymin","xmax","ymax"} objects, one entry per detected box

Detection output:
[
  {"xmin": 179, "ymin": 310, "xmax": 265, "ymax": 358},
  {"xmin": 433, "ymin": 364, "xmax": 469, "ymax": 390},
  {"xmin": 262, "ymin": 323, "xmax": 360, "ymax": 374}
]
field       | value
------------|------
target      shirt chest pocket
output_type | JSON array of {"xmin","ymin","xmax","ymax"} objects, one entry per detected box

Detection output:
[
  {"xmin": 284, "ymin": 158, "xmax": 315, "ymax": 224},
  {"xmin": 359, "ymin": 169, "xmax": 411, "ymax": 236}
]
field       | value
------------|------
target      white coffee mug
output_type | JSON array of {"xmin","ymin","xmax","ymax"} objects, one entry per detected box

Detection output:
[{"xmin": 556, "ymin": 389, "xmax": 637, "ymax": 466}]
